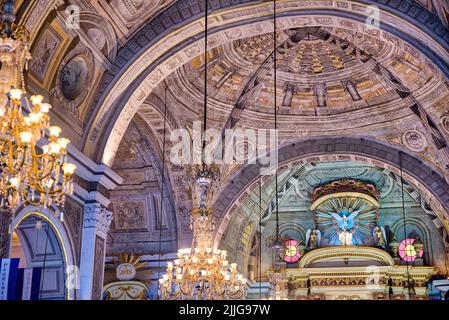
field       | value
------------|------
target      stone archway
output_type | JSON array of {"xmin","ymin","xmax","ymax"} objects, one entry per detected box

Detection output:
[
  {"xmin": 213, "ymin": 137, "xmax": 449, "ymax": 248},
  {"xmin": 11, "ymin": 208, "xmax": 76, "ymax": 300}
]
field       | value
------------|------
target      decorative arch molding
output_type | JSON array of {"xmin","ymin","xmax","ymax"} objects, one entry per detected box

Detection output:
[
  {"xmin": 78, "ymin": 0, "xmax": 449, "ymax": 166},
  {"xmin": 213, "ymin": 137, "xmax": 449, "ymax": 249},
  {"xmin": 11, "ymin": 207, "xmax": 76, "ymax": 300},
  {"xmin": 17, "ymin": 0, "xmax": 60, "ymax": 42},
  {"xmin": 278, "ymin": 222, "xmax": 307, "ymax": 241}
]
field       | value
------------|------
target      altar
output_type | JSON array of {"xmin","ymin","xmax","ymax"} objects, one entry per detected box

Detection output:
[
  {"xmin": 285, "ymin": 246, "xmax": 436, "ymax": 300},
  {"xmin": 261, "ymin": 179, "xmax": 439, "ymax": 300}
]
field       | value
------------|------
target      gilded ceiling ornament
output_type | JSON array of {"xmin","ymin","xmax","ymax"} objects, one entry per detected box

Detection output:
[{"xmin": 310, "ymin": 179, "xmax": 380, "ymax": 204}]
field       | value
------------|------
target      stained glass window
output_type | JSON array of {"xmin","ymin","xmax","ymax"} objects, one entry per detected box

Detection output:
[
  {"xmin": 283, "ymin": 239, "xmax": 301, "ymax": 263},
  {"xmin": 398, "ymin": 238, "xmax": 423, "ymax": 262},
  {"xmin": 241, "ymin": 223, "xmax": 253, "ymax": 249}
]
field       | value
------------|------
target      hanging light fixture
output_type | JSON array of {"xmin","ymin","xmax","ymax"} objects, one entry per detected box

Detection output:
[
  {"xmin": 0, "ymin": 0, "xmax": 76, "ymax": 211},
  {"xmin": 159, "ymin": 216, "xmax": 247, "ymax": 300},
  {"xmin": 159, "ymin": 0, "xmax": 246, "ymax": 300}
]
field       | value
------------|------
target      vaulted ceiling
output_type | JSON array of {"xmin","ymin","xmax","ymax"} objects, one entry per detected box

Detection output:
[{"xmin": 14, "ymin": 0, "xmax": 449, "ymax": 248}]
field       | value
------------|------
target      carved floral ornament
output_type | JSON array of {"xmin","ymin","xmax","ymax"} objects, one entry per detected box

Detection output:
[
  {"xmin": 401, "ymin": 129, "xmax": 428, "ymax": 152},
  {"xmin": 310, "ymin": 179, "xmax": 380, "ymax": 205},
  {"xmin": 84, "ymin": 203, "xmax": 113, "ymax": 236}
]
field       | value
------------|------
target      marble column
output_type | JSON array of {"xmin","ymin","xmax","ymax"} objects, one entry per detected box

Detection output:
[
  {"xmin": 0, "ymin": 209, "xmax": 11, "ymax": 259},
  {"xmin": 79, "ymin": 203, "xmax": 112, "ymax": 300}
]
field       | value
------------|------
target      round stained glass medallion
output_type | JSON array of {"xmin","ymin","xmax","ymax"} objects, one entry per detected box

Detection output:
[
  {"xmin": 283, "ymin": 239, "xmax": 301, "ymax": 263},
  {"xmin": 398, "ymin": 238, "xmax": 423, "ymax": 262}
]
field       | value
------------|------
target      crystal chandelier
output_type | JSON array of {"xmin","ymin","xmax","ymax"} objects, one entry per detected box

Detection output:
[
  {"xmin": 159, "ymin": 0, "xmax": 246, "ymax": 299},
  {"xmin": 187, "ymin": 163, "xmax": 219, "ymax": 215},
  {"xmin": 159, "ymin": 209, "xmax": 247, "ymax": 300},
  {"xmin": 0, "ymin": 1, "xmax": 76, "ymax": 211},
  {"xmin": 159, "ymin": 165, "xmax": 246, "ymax": 299}
]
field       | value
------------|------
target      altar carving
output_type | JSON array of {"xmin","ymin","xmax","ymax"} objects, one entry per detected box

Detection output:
[
  {"xmin": 310, "ymin": 180, "xmax": 380, "ymax": 247},
  {"xmin": 103, "ymin": 281, "xmax": 148, "ymax": 300},
  {"xmin": 285, "ymin": 246, "xmax": 436, "ymax": 300},
  {"xmin": 103, "ymin": 253, "xmax": 151, "ymax": 300},
  {"xmin": 272, "ymin": 179, "xmax": 436, "ymax": 300}
]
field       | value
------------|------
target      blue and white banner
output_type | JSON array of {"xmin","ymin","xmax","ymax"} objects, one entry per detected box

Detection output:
[
  {"xmin": 22, "ymin": 269, "xmax": 33, "ymax": 300},
  {"xmin": 0, "ymin": 258, "xmax": 19, "ymax": 300},
  {"xmin": 16, "ymin": 268, "xmax": 41, "ymax": 300}
]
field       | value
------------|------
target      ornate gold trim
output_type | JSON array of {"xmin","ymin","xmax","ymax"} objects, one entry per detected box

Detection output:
[
  {"xmin": 298, "ymin": 246, "xmax": 394, "ymax": 268},
  {"xmin": 310, "ymin": 192, "xmax": 379, "ymax": 210}
]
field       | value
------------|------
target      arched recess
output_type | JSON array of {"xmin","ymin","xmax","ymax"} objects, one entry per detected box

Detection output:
[
  {"xmin": 213, "ymin": 137, "xmax": 449, "ymax": 249},
  {"xmin": 390, "ymin": 217, "xmax": 439, "ymax": 267},
  {"xmin": 11, "ymin": 207, "xmax": 76, "ymax": 300},
  {"xmin": 108, "ymin": 112, "xmax": 182, "ymax": 252},
  {"xmin": 81, "ymin": 0, "xmax": 449, "ymax": 166}
]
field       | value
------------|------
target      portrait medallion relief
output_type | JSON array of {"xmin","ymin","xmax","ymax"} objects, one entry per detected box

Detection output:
[
  {"xmin": 52, "ymin": 46, "xmax": 94, "ymax": 120},
  {"xmin": 61, "ymin": 56, "xmax": 88, "ymax": 101},
  {"xmin": 402, "ymin": 129, "xmax": 428, "ymax": 152}
]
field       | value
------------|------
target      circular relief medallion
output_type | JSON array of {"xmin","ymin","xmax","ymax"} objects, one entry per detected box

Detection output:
[
  {"xmin": 401, "ymin": 129, "xmax": 427, "ymax": 152},
  {"xmin": 116, "ymin": 263, "xmax": 136, "ymax": 281},
  {"xmin": 61, "ymin": 55, "xmax": 88, "ymax": 101}
]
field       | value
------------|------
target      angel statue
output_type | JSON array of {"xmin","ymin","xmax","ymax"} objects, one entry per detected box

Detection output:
[
  {"xmin": 305, "ymin": 227, "xmax": 321, "ymax": 250},
  {"xmin": 372, "ymin": 225, "xmax": 387, "ymax": 248}
]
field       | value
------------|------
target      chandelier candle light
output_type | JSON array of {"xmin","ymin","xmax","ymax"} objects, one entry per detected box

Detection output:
[
  {"xmin": 159, "ymin": 166, "xmax": 247, "ymax": 299},
  {"xmin": 0, "ymin": 0, "xmax": 76, "ymax": 212},
  {"xmin": 159, "ymin": 245, "xmax": 247, "ymax": 300}
]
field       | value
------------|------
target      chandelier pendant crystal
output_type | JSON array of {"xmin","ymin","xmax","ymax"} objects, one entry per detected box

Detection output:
[
  {"xmin": 159, "ymin": 209, "xmax": 247, "ymax": 300},
  {"xmin": 159, "ymin": 164, "xmax": 246, "ymax": 300},
  {"xmin": 0, "ymin": 1, "xmax": 76, "ymax": 211}
]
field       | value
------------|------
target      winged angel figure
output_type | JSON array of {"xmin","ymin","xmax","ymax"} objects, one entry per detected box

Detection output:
[{"xmin": 314, "ymin": 196, "xmax": 378, "ymax": 246}]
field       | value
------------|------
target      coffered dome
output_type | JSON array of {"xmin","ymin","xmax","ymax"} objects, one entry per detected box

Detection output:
[{"xmin": 166, "ymin": 26, "xmax": 436, "ymax": 124}]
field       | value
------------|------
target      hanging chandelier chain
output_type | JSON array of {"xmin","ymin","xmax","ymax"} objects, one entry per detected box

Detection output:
[
  {"xmin": 202, "ymin": 0, "xmax": 209, "ymax": 164},
  {"xmin": 158, "ymin": 0, "xmax": 246, "ymax": 300},
  {"xmin": 272, "ymin": 0, "xmax": 281, "ymax": 247}
]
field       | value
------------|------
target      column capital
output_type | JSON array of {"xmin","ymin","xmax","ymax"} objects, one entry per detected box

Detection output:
[{"xmin": 83, "ymin": 202, "xmax": 112, "ymax": 238}]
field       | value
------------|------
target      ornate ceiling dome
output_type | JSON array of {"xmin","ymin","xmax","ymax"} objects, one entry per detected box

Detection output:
[{"xmin": 165, "ymin": 26, "xmax": 436, "ymax": 126}]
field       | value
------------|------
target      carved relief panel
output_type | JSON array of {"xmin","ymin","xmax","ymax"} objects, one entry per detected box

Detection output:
[
  {"xmin": 105, "ymin": 0, "xmax": 175, "ymax": 32},
  {"xmin": 92, "ymin": 236, "xmax": 106, "ymax": 300},
  {"xmin": 29, "ymin": 24, "xmax": 62, "ymax": 83},
  {"xmin": 112, "ymin": 200, "xmax": 147, "ymax": 231}
]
